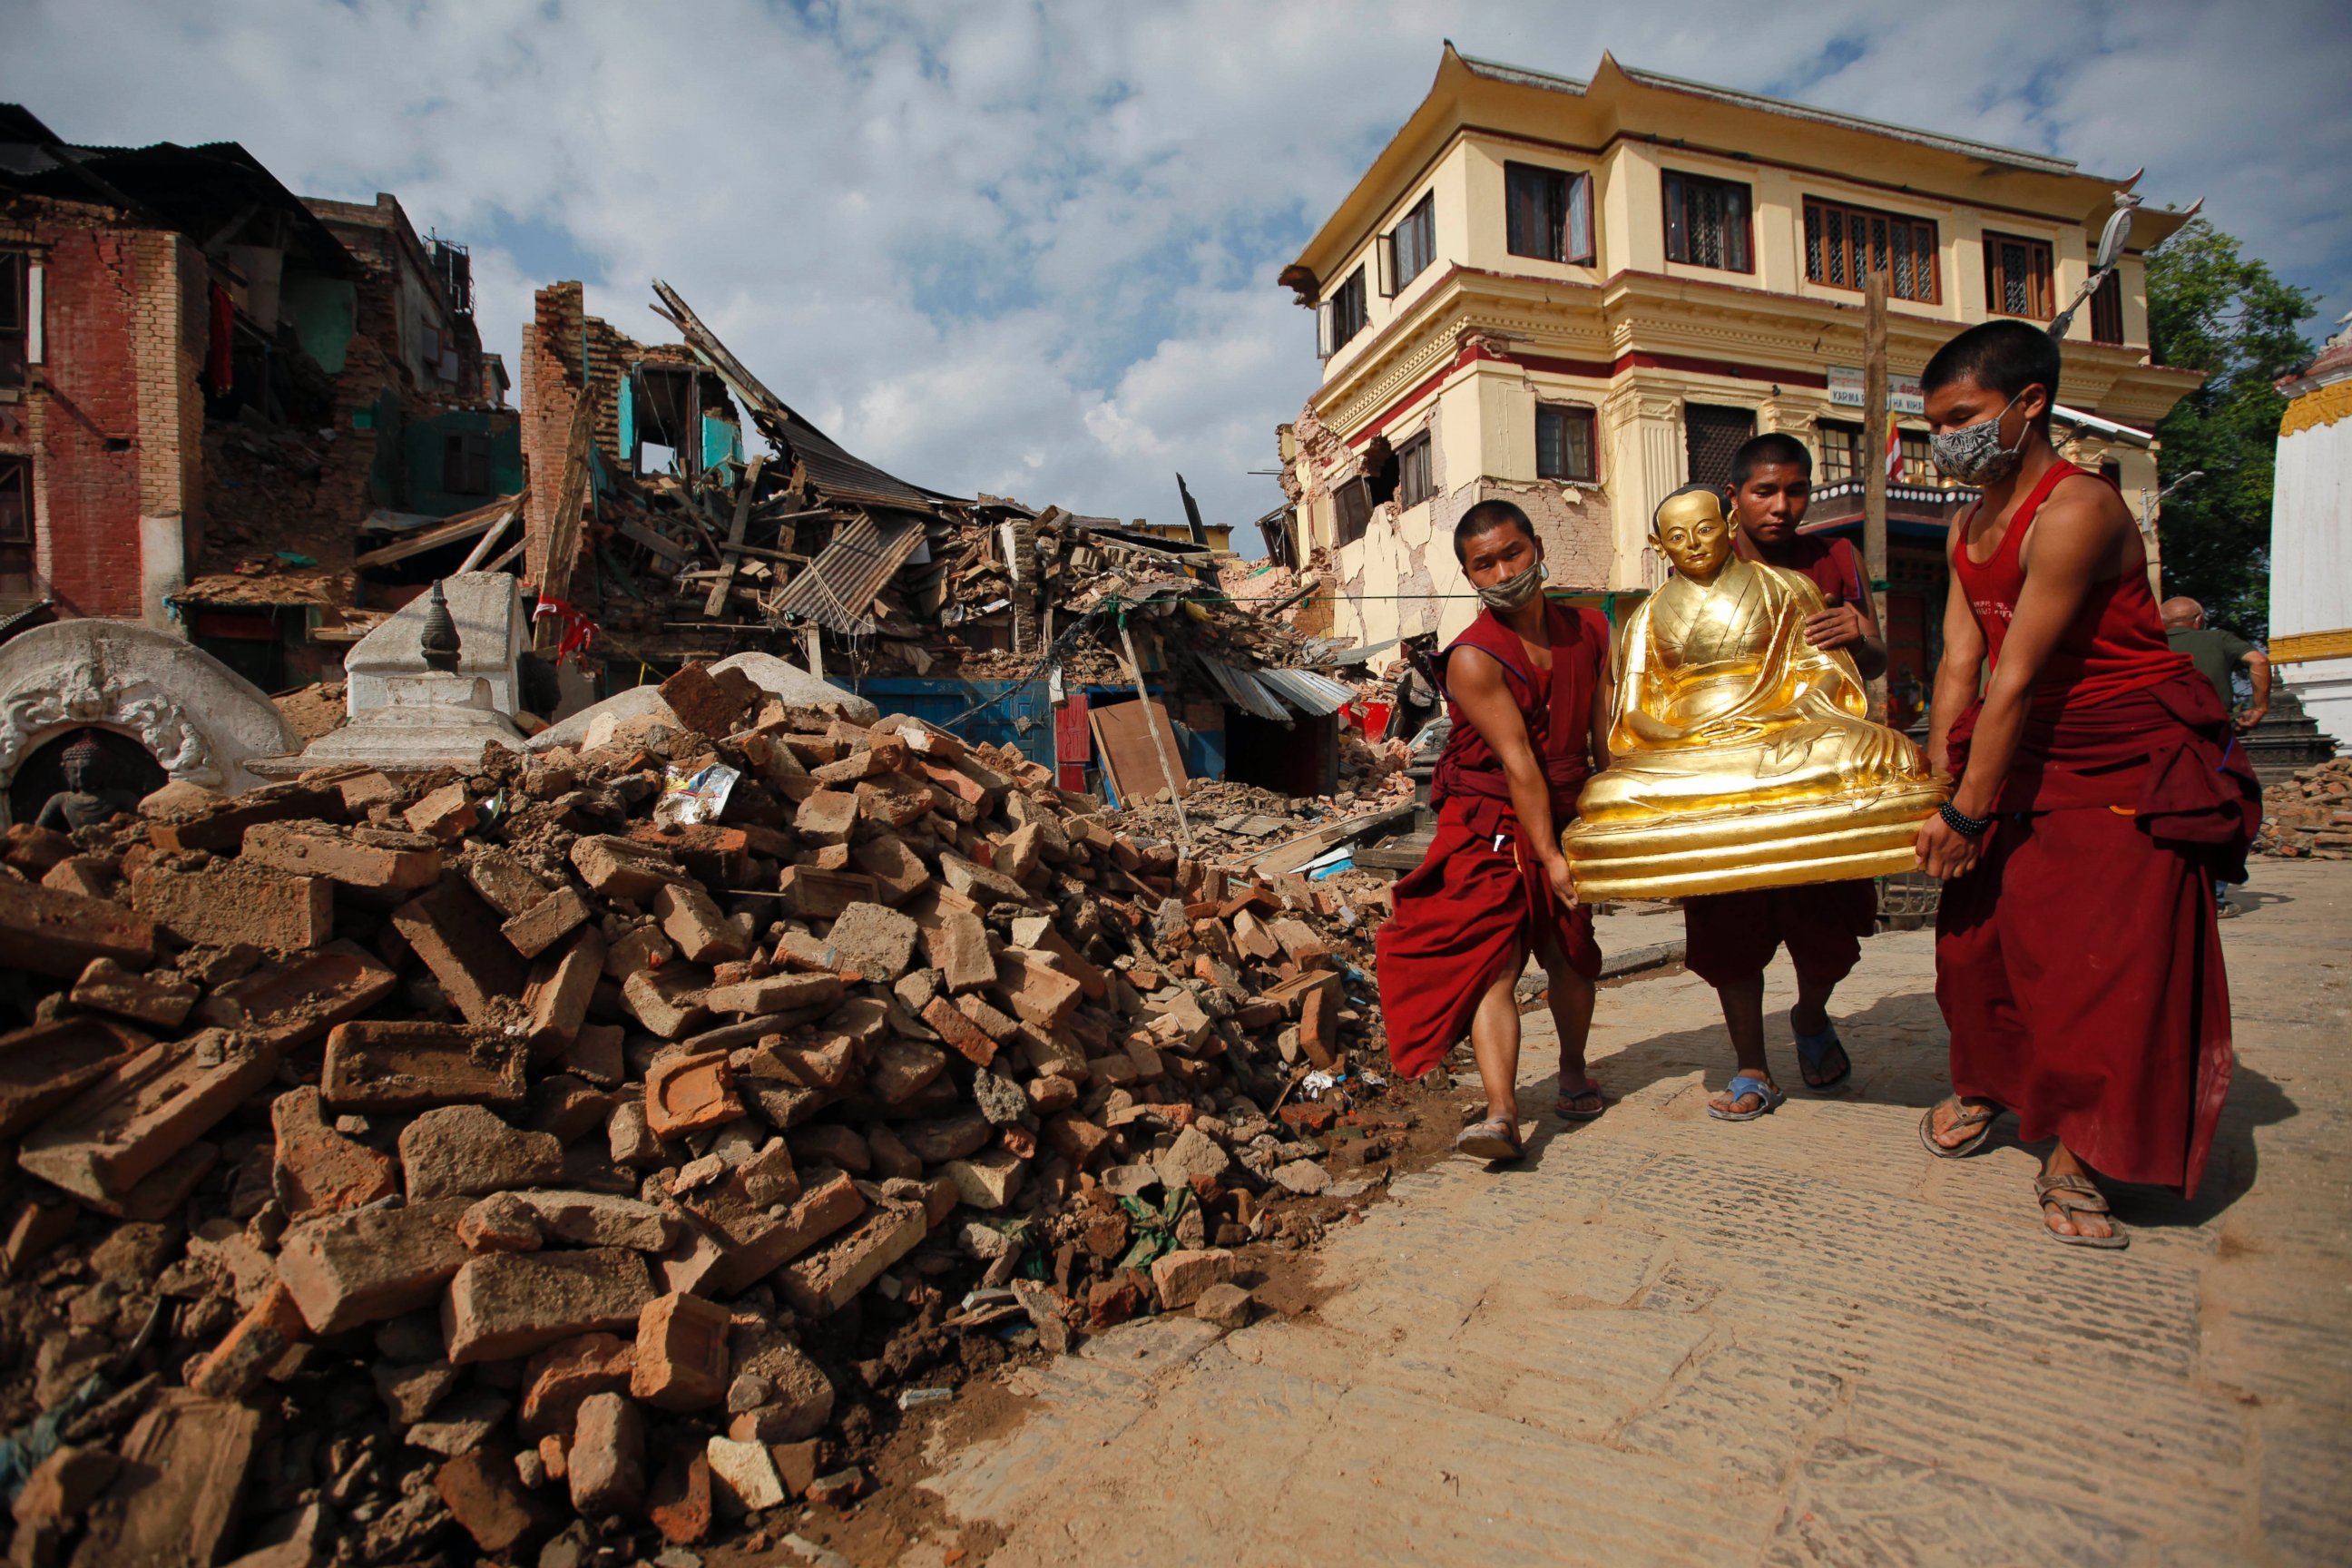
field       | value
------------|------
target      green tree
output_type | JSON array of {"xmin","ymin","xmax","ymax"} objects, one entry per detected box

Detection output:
[{"xmin": 2144, "ymin": 215, "xmax": 2318, "ymax": 638}]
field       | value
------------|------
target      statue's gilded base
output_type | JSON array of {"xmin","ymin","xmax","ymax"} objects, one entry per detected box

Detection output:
[{"xmin": 1563, "ymin": 779, "xmax": 1949, "ymax": 901}]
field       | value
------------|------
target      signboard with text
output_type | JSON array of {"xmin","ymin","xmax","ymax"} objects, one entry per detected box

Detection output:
[{"xmin": 1827, "ymin": 366, "xmax": 1924, "ymax": 416}]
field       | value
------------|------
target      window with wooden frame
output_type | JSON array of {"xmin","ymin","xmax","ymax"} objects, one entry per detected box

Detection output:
[
  {"xmin": 0, "ymin": 456, "xmax": 33, "ymax": 595},
  {"xmin": 1318, "ymin": 265, "xmax": 1369, "ymax": 359},
  {"xmin": 1382, "ymin": 191, "xmax": 1436, "ymax": 295},
  {"xmin": 1663, "ymin": 171, "xmax": 1752, "ymax": 273},
  {"xmin": 1984, "ymin": 231, "xmax": 2055, "ymax": 319},
  {"xmin": 1504, "ymin": 162, "xmax": 1595, "ymax": 266},
  {"xmin": 1818, "ymin": 419, "xmax": 1864, "ymax": 485},
  {"xmin": 0, "ymin": 252, "xmax": 27, "ymax": 389},
  {"xmin": 1804, "ymin": 200, "xmax": 1939, "ymax": 302},
  {"xmin": 1536, "ymin": 404, "xmax": 1599, "ymax": 483},
  {"xmin": 1396, "ymin": 431, "xmax": 1435, "ymax": 508},
  {"xmin": 1896, "ymin": 428, "xmax": 1935, "ymax": 485},
  {"xmin": 1333, "ymin": 475, "xmax": 1373, "ymax": 547},
  {"xmin": 2090, "ymin": 270, "xmax": 2125, "ymax": 345}
]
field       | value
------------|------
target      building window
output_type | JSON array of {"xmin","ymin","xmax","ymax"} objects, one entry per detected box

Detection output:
[
  {"xmin": 1536, "ymin": 405, "xmax": 1598, "ymax": 483},
  {"xmin": 1683, "ymin": 404, "xmax": 1755, "ymax": 490},
  {"xmin": 1818, "ymin": 419, "xmax": 1863, "ymax": 485},
  {"xmin": 1896, "ymin": 428, "xmax": 1935, "ymax": 485},
  {"xmin": 442, "ymin": 431, "xmax": 494, "ymax": 495},
  {"xmin": 1504, "ymin": 162, "xmax": 1595, "ymax": 265},
  {"xmin": 2090, "ymin": 270, "xmax": 2125, "ymax": 345},
  {"xmin": 1804, "ymin": 200, "xmax": 1939, "ymax": 302},
  {"xmin": 1664, "ymin": 172, "xmax": 1752, "ymax": 273},
  {"xmin": 1333, "ymin": 475, "xmax": 1373, "ymax": 546},
  {"xmin": 0, "ymin": 251, "xmax": 27, "ymax": 389},
  {"xmin": 1384, "ymin": 192, "xmax": 1436, "ymax": 295},
  {"xmin": 1318, "ymin": 266, "xmax": 1368, "ymax": 358},
  {"xmin": 1984, "ymin": 232, "xmax": 2055, "ymax": 319},
  {"xmin": 1396, "ymin": 431, "xmax": 1434, "ymax": 508},
  {"xmin": 0, "ymin": 456, "xmax": 32, "ymax": 597}
]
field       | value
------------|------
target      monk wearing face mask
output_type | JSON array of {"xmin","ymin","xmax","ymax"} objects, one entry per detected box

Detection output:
[
  {"xmin": 1916, "ymin": 319, "xmax": 2260, "ymax": 1249},
  {"xmin": 1375, "ymin": 498, "xmax": 1614, "ymax": 1162}
]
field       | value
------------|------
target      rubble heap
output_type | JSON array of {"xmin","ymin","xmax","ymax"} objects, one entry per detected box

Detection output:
[
  {"xmin": 0, "ymin": 660, "xmax": 1397, "ymax": 1563},
  {"xmin": 2255, "ymin": 757, "xmax": 2352, "ymax": 858}
]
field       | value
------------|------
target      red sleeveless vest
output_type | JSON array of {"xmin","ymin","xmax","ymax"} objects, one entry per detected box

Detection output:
[{"xmin": 1428, "ymin": 602, "xmax": 1610, "ymax": 818}]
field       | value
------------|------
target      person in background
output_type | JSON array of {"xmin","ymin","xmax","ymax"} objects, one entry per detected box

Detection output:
[{"xmin": 2160, "ymin": 596, "xmax": 2269, "ymax": 915}]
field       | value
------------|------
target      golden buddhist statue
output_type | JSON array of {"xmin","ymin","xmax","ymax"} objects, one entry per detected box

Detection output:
[{"xmin": 1563, "ymin": 487, "xmax": 1947, "ymax": 900}]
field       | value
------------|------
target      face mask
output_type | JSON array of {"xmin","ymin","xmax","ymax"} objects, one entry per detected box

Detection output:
[
  {"xmin": 1929, "ymin": 389, "xmax": 2028, "ymax": 485},
  {"xmin": 1477, "ymin": 559, "xmax": 1547, "ymax": 612}
]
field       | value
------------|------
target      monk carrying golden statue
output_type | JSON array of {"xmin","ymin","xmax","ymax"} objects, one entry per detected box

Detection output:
[{"xmin": 1564, "ymin": 477, "xmax": 1946, "ymax": 1119}]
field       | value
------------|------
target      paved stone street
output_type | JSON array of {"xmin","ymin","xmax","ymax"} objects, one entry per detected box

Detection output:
[{"xmin": 925, "ymin": 859, "xmax": 2351, "ymax": 1566}]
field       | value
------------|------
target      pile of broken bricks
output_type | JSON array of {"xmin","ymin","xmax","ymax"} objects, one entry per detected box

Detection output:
[{"xmin": 0, "ymin": 656, "xmax": 1399, "ymax": 1564}]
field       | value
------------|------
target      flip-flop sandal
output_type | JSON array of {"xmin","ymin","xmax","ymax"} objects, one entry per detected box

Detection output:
[
  {"xmin": 1454, "ymin": 1118, "xmax": 1524, "ymax": 1161},
  {"xmin": 1918, "ymin": 1100, "xmax": 1998, "ymax": 1159},
  {"xmin": 1553, "ymin": 1081, "xmax": 1605, "ymax": 1122},
  {"xmin": 1706, "ymin": 1073, "xmax": 1785, "ymax": 1122},
  {"xmin": 2034, "ymin": 1173, "xmax": 2130, "ymax": 1250},
  {"xmin": 1793, "ymin": 1024, "xmax": 1851, "ymax": 1093}
]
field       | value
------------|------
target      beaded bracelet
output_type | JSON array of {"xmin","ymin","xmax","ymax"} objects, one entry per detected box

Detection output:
[{"xmin": 1938, "ymin": 800, "xmax": 1993, "ymax": 839}]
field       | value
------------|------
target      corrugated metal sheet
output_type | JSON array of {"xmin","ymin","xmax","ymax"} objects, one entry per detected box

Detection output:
[
  {"xmin": 769, "ymin": 510, "xmax": 926, "ymax": 634},
  {"xmin": 1256, "ymin": 667, "xmax": 1356, "ymax": 718},
  {"xmin": 1195, "ymin": 658, "xmax": 1291, "ymax": 723}
]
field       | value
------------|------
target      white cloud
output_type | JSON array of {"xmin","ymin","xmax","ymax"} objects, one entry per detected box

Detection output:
[{"xmin": 8, "ymin": 0, "xmax": 2346, "ymax": 553}]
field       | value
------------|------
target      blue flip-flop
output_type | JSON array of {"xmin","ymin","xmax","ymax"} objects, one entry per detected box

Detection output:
[
  {"xmin": 1707, "ymin": 1073, "xmax": 1786, "ymax": 1122},
  {"xmin": 1794, "ymin": 1024, "xmax": 1851, "ymax": 1093}
]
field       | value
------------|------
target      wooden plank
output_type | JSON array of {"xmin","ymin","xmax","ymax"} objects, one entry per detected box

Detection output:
[
  {"xmin": 351, "ymin": 494, "xmax": 519, "ymax": 568},
  {"xmin": 703, "ymin": 453, "xmax": 767, "ymax": 616},
  {"xmin": 1240, "ymin": 803, "xmax": 1417, "ymax": 876},
  {"xmin": 1054, "ymin": 691, "xmax": 1091, "ymax": 794},
  {"xmin": 1089, "ymin": 695, "xmax": 1190, "ymax": 808},
  {"xmin": 455, "ymin": 491, "xmax": 527, "ymax": 573},
  {"xmin": 614, "ymin": 519, "xmax": 692, "ymax": 564}
]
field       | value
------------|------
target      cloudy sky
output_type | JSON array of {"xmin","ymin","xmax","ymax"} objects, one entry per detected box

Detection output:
[{"xmin": 10, "ymin": 1, "xmax": 2348, "ymax": 549}]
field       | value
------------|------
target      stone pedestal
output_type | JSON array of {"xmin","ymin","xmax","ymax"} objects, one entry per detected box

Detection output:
[
  {"xmin": 299, "ymin": 672, "xmax": 523, "ymax": 771},
  {"xmin": 2245, "ymin": 684, "xmax": 2342, "ymax": 783},
  {"xmin": 345, "ymin": 573, "xmax": 524, "ymax": 720}
]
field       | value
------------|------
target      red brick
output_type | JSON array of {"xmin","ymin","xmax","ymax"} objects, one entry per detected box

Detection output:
[
  {"xmin": 774, "ymin": 865, "xmax": 880, "ymax": 920},
  {"xmin": 461, "ymin": 844, "xmax": 552, "ymax": 918},
  {"xmin": 644, "ymin": 1050, "xmax": 744, "ymax": 1139},
  {"xmin": 924, "ymin": 907, "xmax": 995, "ymax": 992},
  {"xmin": 992, "ymin": 946, "xmax": 1083, "ymax": 1030},
  {"xmin": 270, "ymin": 1085, "xmax": 397, "ymax": 1219},
  {"xmin": 1044, "ymin": 1112, "xmax": 1112, "ymax": 1169},
  {"xmin": 653, "ymin": 880, "xmax": 748, "ymax": 964},
  {"xmin": 40, "ymin": 855, "xmax": 115, "ymax": 899},
  {"xmin": 389, "ymin": 879, "xmax": 532, "ymax": 1027},
  {"xmin": 1298, "ymin": 981, "xmax": 1340, "ymax": 1068},
  {"xmin": 632, "ymin": 1292, "xmax": 731, "ymax": 1412},
  {"xmin": 520, "ymin": 1332, "xmax": 635, "ymax": 1439},
  {"xmin": 398, "ymin": 1105, "xmax": 564, "ymax": 1200},
  {"xmin": 1149, "ymin": 1247, "xmax": 1235, "ymax": 1311},
  {"xmin": 701, "ymin": 971, "xmax": 842, "ymax": 1017},
  {"xmin": 187, "ymin": 1279, "xmax": 308, "ymax": 1398},
  {"xmin": 524, "ymin": 926, "xmax": 607, "ymax": 1057},
  {"xmin": 443, "ymin": 1247, "xmax": 656, "ymax": 1364},
  {"xmin": 922, "ymin": 995, "xmax": 997, "ymax": 1067},
  {"xmin": 435, "ymin": 1448, "xmax": 552, "ymax": 1556},
  {"xmin": 568, "ymin": 1391, "xmax": 646, "ymax": 1516},
  {"xmin": 849, "ymin": 835, "xmax": 932, "ymax": 903},
  {"xmin": 622, "ymin": 967, "xmax": 710, "ymax": 1039},
  {"xmin": 192, "ymin": 939, "xmax": 398, "ymax": 1052},
  {"xmin": 647, "ymin": 1451, "xmax": 712, "ymax": 1545},
  {"xmin": 793, "ymin": 789, "xmax": 859, "ymax": 846},
  {"xmin": 402, "ymin": 781, "xmax": 478, "ymax": 838},
  {"xmin": 74, "ymin": 1392, "xmax": 260, "ymax": 1568},
  {"xmin": 19, "ymin": 1031, "xmax": 276, "ymax": 1210},
  {"xmin": 144, "ymin": 785, "xmax": 345, "ymax": 854},
  {"xmin": 659, "ymin": 662, "xmax": 753, "ymax": 738},
  {"xmin": 777, "ymin": 1194, "xmax": 926, "ymax": 1317},
  {"xmin": 571, "ymin": 834, "xmax": 681, "ymax": 900},
  {"xmin": 275, "ymin": 1197, "xmax": 473, "ymax": 1333},
  {"xmin": 678, "ymin": 1166, "xmax": 865, "ymax": 1297},
  {"xmin": 0, "ymin": 879, "xmax": 156, "ymax": 980},
  {"xmin": 502, "ymin": 884, "xmax": 590, "ymax": 958},
  {"xmin": 240, "ymin": 820, "xmax": 441, "ymax": 890},
  {"xmin": 628, "ymin": 823, "xmax": 750, "ymax": 886},
  {"xmin": 320, "ymin": 1021, "xmax": 526, "ymax": 1112},
  {"xmin": 66, "ymin": 956, "xmax": 196, "ymax": 1029}
]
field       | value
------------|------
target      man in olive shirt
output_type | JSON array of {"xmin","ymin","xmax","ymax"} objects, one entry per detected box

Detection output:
[
  {"xmin": 2161, "ymin": 596, "xmax": 2270, "ymax": 916},
  {"xmin": 2160, "ymin": 597, "xmax": 2271, "ymax": 729}
]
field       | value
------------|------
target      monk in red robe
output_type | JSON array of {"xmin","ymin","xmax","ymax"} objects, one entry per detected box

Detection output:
[
  {"xmin": 1683, "ymin": 433, "xmax": 1887, "ymax": 1118},
  {"xmin": 1376, "ymin": 499, "xmax": 1613, "ymax": 1161},
  {"xmin": 1915, "ymin": 320, "xmax": 2259, "ymax": 1248}
]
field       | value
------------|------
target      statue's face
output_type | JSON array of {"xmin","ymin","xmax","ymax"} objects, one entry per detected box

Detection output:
[{"xmin": 1653, "ymin": 505, "xmax": 1735, "ymax": 580}]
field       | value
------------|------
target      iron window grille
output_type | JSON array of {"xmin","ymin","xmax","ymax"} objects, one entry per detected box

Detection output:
[
  {"xmin": 1984, "ymin": 232, "xmax": 2055, "ymax": 319},
  {"xmin": 1664, "ymin": 172, "xmax": 1752, "ymax": 273}
]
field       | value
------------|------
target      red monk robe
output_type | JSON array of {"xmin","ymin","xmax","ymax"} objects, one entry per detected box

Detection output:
[
  {"xmin": 1683, "ymin": 533, "xmax": 1877, "ymax": 989},
  {"xmin": 1936, "ymin": 462, "xmax": 2260, "ymax": 1195},
  {"xmin": 1377, "ymin": 601, "xmax": 1610, "ymax": 1080}
]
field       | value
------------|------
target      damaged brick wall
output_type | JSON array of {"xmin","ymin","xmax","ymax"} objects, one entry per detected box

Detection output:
[{"xmin": 522, "ymin": 281, "xmax": 648, "ymax": 589}]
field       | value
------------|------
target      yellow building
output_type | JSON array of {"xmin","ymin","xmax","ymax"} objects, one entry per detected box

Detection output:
[{"xmin": 1276, "ymin": 47, "xmax": 2203, "ymax": 682}]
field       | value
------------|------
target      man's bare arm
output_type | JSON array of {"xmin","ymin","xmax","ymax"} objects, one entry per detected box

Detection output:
[
  {"xmin": 1448, "ymin": 648, "xmax": 1577, "ymax": 903},
  {"xmin": 2242, "ymin": 648, "xmax": 2272, "ymax": 728}
]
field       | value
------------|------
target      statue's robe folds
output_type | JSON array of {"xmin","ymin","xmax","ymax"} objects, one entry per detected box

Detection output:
[{"xmin": 1564, "ymin": 557, "xmax": 1942, "ymax": 901}]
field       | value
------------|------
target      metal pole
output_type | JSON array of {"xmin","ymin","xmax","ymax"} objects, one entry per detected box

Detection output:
[
  {"xmin": 1862, "ymin": 267, "xmax": 1891, "ymax": 718},
  {"xmin": 1115, "ymin": 612, "xmax": 1194, "ymax": 848}
]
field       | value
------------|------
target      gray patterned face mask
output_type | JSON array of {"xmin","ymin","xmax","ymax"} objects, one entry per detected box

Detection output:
[
  {"xmin": 1476, "ymin": 560, "xmax": 1547, "ymax": 612},
  {"xmin": 1929, "ymin": 389, "xmax": 2028, "ymax": 485}
]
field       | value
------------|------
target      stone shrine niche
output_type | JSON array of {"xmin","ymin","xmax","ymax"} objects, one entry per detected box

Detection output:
[
  {"xmin": 0, "ymin": 619, "xmax": 299, "ymax": 828},
  {"xmin": 7, "ymin": 728, "xmax": 168, "ymax": 829}
]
